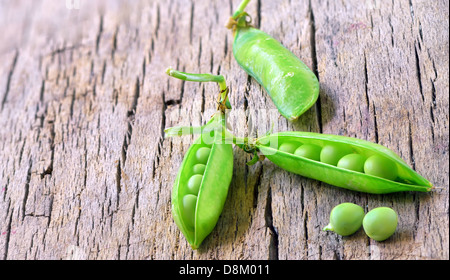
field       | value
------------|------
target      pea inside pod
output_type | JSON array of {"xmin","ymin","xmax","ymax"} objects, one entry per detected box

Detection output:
[
  {"xmin": 364, "ymin": 155, "xmax": 398, "ymax": 181},
  {"xmin": 255, "ymin": 131, "xmax": 432, "ymax": 194},
  {"xmin": 337, "ymin": 154, "xmax": 366, "ymax": 173},
  {"xmin": 294, "ymin": 144, "xmax": 321, "ymax": 161},
  {"xmin": 320, "ymin": 144, "xmax": 353, "ymax": 166},
  {"xmin": 278, "ymin": 142, "xmax": 298, "ymax": 154}
]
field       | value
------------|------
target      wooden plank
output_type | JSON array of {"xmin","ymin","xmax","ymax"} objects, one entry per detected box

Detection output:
[{"xmin": 0, "ymin": 0, "xmax": 448, "ymax": 260}]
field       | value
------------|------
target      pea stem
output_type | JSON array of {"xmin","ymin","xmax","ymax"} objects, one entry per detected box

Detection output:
[
  {"xmin": 322, "ymin": 224, "xmax": 334, "ymax": 232},
  {"xmin": 164, "ymin": 114, "xmax": 254, "ymax": 149},
  {"xmin": 164, "ymin": 113, "xmax": 219, "ymax": 138},
  {"xmin": 232, "ymin": 0, "xmax": 251, "ymax": 18},
  {"xmin": 166, "ymin": 68, "xmax": 226, "ymax": 91},
  {"xmin": 166, "ymin": 67, "xmax": 231, "ymax": 110}
]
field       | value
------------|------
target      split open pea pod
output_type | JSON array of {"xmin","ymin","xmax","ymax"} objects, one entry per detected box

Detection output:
[
  {"xmin": 164, "ymin": 68, "xmax": 233, "ymax": 249},
  {"xmin": 171, "ymin": 133, "xmax": 233, "ymax": 249},
  {"xmin": 256, "ymin": 132, "xmax": 432, "ymax": 194},
  {"xmin": 227, "ymin": 0, "xmax": 319, "ymax": 121},
  {"xmin": 166, "ymin": 68, "xmax": 234, "ymax": 249}
]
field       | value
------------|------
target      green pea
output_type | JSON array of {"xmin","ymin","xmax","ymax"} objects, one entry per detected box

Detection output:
[
  {"xmin": 229, "ymin": 3, "xmax": 319, "ymax": 121},
  {"xmin": 195, "ymin": 147, "xmax": 211, "ymax": 164},
  {"xmin": 294, "ymin": 144, "xmax": 321, "ymax": 161},
  {"xmin": 193, "ymin": 164, "xmax": 206, "ymax": 175},
  {"xmin": 320, "ymin": 144, "xmax": 353, "ymax": 166},
  {"xmin": 323, "ymin": 203, "xmax": 365, "ymax": 236},
  {"xmin": 187, "ymin": 174, "xmax": 203, "ymax": 195},
  {"xmin": 364, "ymin": 155, "xmax": 398, "ymax": 181},
  {"xmin": 363, "ymin": 207, "xmax": 398, "ymax": 241},
  {"xmin": 337, "ymin": 154, "xmax": 366, "ymax": 173},
  {"xmin": 181, "ymin": 194, "xmax": 198, "ymax": 229},
  {"xmin": 278, "ymin": 142, "xmax": 298, "ymax": 154}
]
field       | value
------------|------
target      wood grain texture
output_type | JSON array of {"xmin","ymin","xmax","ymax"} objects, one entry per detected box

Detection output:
[{"xmin": 0, "ymin": 0, "xmax": 448, "ymax": 260}]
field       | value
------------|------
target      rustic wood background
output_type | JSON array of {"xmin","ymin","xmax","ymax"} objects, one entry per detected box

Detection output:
[{"xmin": 0, "ymin": 0, "xmax": 448, "ymax": 260}]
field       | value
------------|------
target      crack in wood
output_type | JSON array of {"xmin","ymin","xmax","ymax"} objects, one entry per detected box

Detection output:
[
  {"xmin": 256, "ymin": 0, "xmax": 261, "ymax": 28},
  {"xmin": 407, "ymin": 112, "xmax": 416, "ymax": 170},
  {"xmin": 122, "ymin": 77, "xmax": 140, "ymax": 166},
  {"xmin": 1, "ymin": 201, "xmax": 13, "ymax": 260},
  {"xmin": 115, "ymin": 160, "xmax": 122, "ymax": 210},
  {"xmin": 21, "ymin": 159, "xmax": 33, "ymax": 221},
  {"xmin": 414, "ymin": 45, "xmax": 425, "ymax": 102},
  {"xmin": 155, "ymin": 3, "xmax": 160, "ymax": 39},
  {"xmin": 197, "ymin": 38, "xmax": 202, "ymax": 68},
  {"xmin": 96, "ymin": 15, "xmax": 104, "ymax": 54},
  {"xmin": 189, "ymin": 2, "xmax": 194, "ymax": 45},
  {"xmin": 265, "ymin": 185, "xmax": 278, "ymax": 260},
  {"xmin": 308, "ymin": 0, "xmax": 322, "ymax": 133},
  {"xmin": 373, "ymin": 106, "xmax": 379, "ymax": 143},
  {"xmin": 111, "ymin": 26, "xmax": 119, "ymax": 59},
  {"xmin": 1, "ymin": 50, "xmax": 19, "ymax": 112},
  {"xmin": 40, "ymin": 119, "xmax": 55, "ymax": 179}
]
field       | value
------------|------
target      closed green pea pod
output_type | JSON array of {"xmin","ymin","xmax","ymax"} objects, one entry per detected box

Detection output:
[
  {"xmin": 171, "ymin": 134, "xmax": 233, "ymax": 249},
  {"xmin": 256, "ymin": 131, "xmax": 432, "ymax": 194},
  {"xmin": 228, "ymin": 1, "xmax": 319, "ymax": 121}
]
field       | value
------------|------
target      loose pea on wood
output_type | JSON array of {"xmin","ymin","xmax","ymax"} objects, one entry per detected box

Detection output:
[
  {"xmin": 323, "ymin": 203, "xmax": 365, "ymax": 236},
  {"xmin": 323, "ymin": 203, "xmax": 399, "ymax": 241},
  {"xmin": 363, "ymin": 207, "xmax": 398, "ymax": 241}
]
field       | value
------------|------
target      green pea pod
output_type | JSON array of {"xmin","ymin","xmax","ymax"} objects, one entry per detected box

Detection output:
[
  {"xmin": 256, "ymin": 132, "xmax": 432, "ymax": 194},
  {"xmin": 228, "ymin": 1, "xmax": 319, "ymax": 120},
  {"xmin": 171, "ymin": 133, "xmax": 233, "ymax": 249},
  {"xmin": 165, "ymin": 68, "xmax": 234, "ymax": 249}
]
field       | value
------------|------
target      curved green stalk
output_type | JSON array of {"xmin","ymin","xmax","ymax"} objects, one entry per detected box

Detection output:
[
  {"xmin": 166, "ymin": 68, "xmax": 227, "ymax": 92},
  {"xmin": 232, "ymin": 0, "xmax": 251, "ymax": 18},
  {"xmin": 166, "ymin": 68, "xmax": 231, "ymax": 110}
]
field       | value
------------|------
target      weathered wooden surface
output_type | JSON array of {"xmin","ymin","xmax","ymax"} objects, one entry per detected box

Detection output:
[{"xmin": 0, "ymin": 0, "xmax": 448, "ymax": 260}]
